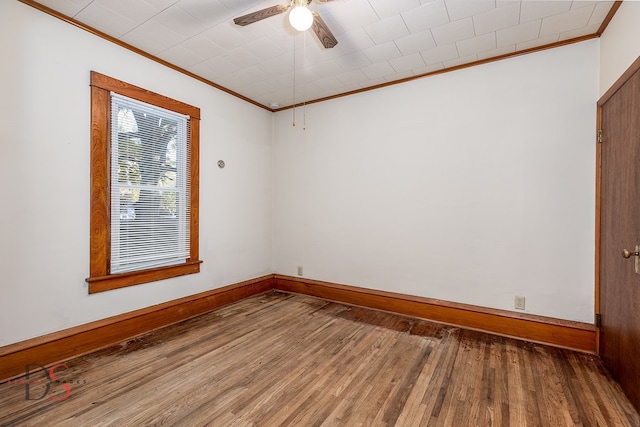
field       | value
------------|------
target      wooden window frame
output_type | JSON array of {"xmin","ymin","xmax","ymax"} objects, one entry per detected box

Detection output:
[{"xmin": 87, "ymin": 71, "xmax": 201, "ymax": 294}]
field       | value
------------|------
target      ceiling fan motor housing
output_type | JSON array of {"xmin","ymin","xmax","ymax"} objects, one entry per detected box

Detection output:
[{"xmin": 233, "ymin": 0, "xmax": 338, "ymax": 49}]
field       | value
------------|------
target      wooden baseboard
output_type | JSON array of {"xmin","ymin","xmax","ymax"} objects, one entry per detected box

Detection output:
[
  {"xmin": 273, "ymin": 275, "xmax": 596, "ymax": 353},
  {"xmin": 0, "ymin": 275, "xmax": 274, "ymax": 381},
  {"xmin": 0, "ymin": 273, "xmax": 596, "ymax": 381}
]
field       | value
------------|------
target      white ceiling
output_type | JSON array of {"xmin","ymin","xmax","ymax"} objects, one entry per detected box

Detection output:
[{"xmin": 32, "ymin": 0, "xmax": 615, "ymax": 109}]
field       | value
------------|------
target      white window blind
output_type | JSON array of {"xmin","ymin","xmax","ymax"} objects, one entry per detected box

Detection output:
[{"xmin": 110, "ymin": 93, "xmax": 191, "ymax": 274}]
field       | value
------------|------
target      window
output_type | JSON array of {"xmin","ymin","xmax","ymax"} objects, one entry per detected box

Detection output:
[{"xmin": 87, "ymin": 72, "xmax": 201, "ymax": 293}]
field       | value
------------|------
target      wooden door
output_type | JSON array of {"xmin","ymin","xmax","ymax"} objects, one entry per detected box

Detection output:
[{"xmin": 599, "ymin": 60, "xmax": 640, "ymax": 412}]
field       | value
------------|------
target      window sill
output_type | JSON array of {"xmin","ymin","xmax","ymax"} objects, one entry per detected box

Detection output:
[{"xmin": 86, "ymin": 260, "xmax": 203, "ymax": 294}]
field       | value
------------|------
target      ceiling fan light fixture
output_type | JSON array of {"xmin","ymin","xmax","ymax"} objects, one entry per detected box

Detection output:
[{"xmin": 289, "ymin": 5, "xmax": 313, "ymax": 32}]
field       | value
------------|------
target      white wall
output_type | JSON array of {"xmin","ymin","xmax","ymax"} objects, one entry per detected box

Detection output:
[
  {"xmin": 0, "ymin": 2, "xmax": 273, "ymax": 346},
  {"xmin": 273, "ymin": 40, "xmax": 599, "ymax": 323},
  {"xmin": 600, "ymin": 1, "xmax": 640, "ymax": 95}
]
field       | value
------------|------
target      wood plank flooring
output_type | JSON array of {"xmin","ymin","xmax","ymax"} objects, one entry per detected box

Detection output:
[{"xmin": 1, "ymin": 291, "xmax": 637, "ymax": 426}]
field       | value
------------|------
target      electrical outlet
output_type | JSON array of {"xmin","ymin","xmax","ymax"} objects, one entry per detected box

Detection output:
[
  {"xmin": 297, "ymin": 266, "xmax": 303, "ymax": 276},
  {"xmin": 514, "ymin": 296, "xmax": 526, "ymax": 310}
]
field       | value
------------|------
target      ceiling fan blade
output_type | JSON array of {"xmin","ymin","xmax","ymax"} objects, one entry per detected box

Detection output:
[
  {"xmin": 234, "ymin": 5, "xmax": 288, "ymax": 26},
  {"xmin": 311, "ymin": 13, "xmax": 338, "ymax": 48}
]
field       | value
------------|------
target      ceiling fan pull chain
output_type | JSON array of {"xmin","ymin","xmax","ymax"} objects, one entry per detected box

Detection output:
[
  {"xmin": 292, "ymin": 32, "xmax": 297, "ymax": 127},
  {"xmin": 303, "ymin": 30, "xmax": 307, "ymax": 131}
]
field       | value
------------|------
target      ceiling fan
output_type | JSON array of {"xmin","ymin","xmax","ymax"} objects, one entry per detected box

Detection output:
[{"xmin": 233, "ymin": 0, "xmax": 338, "ymax": 49}]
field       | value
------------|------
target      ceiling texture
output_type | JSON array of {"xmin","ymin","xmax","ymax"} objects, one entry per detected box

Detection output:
[{"xmin": 27, "ymin": 0, "xmax": 617, "ymax": 110}]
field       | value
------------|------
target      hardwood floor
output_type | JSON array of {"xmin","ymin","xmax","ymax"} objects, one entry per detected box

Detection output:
[{"xmin": 1, "ymin": 291, "xmax": 637, "ymax": 426}]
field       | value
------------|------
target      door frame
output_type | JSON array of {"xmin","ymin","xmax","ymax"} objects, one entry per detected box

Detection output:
[{"xmin": 595, "ymin": 54, "xmax": 640, "ymax": 354}]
